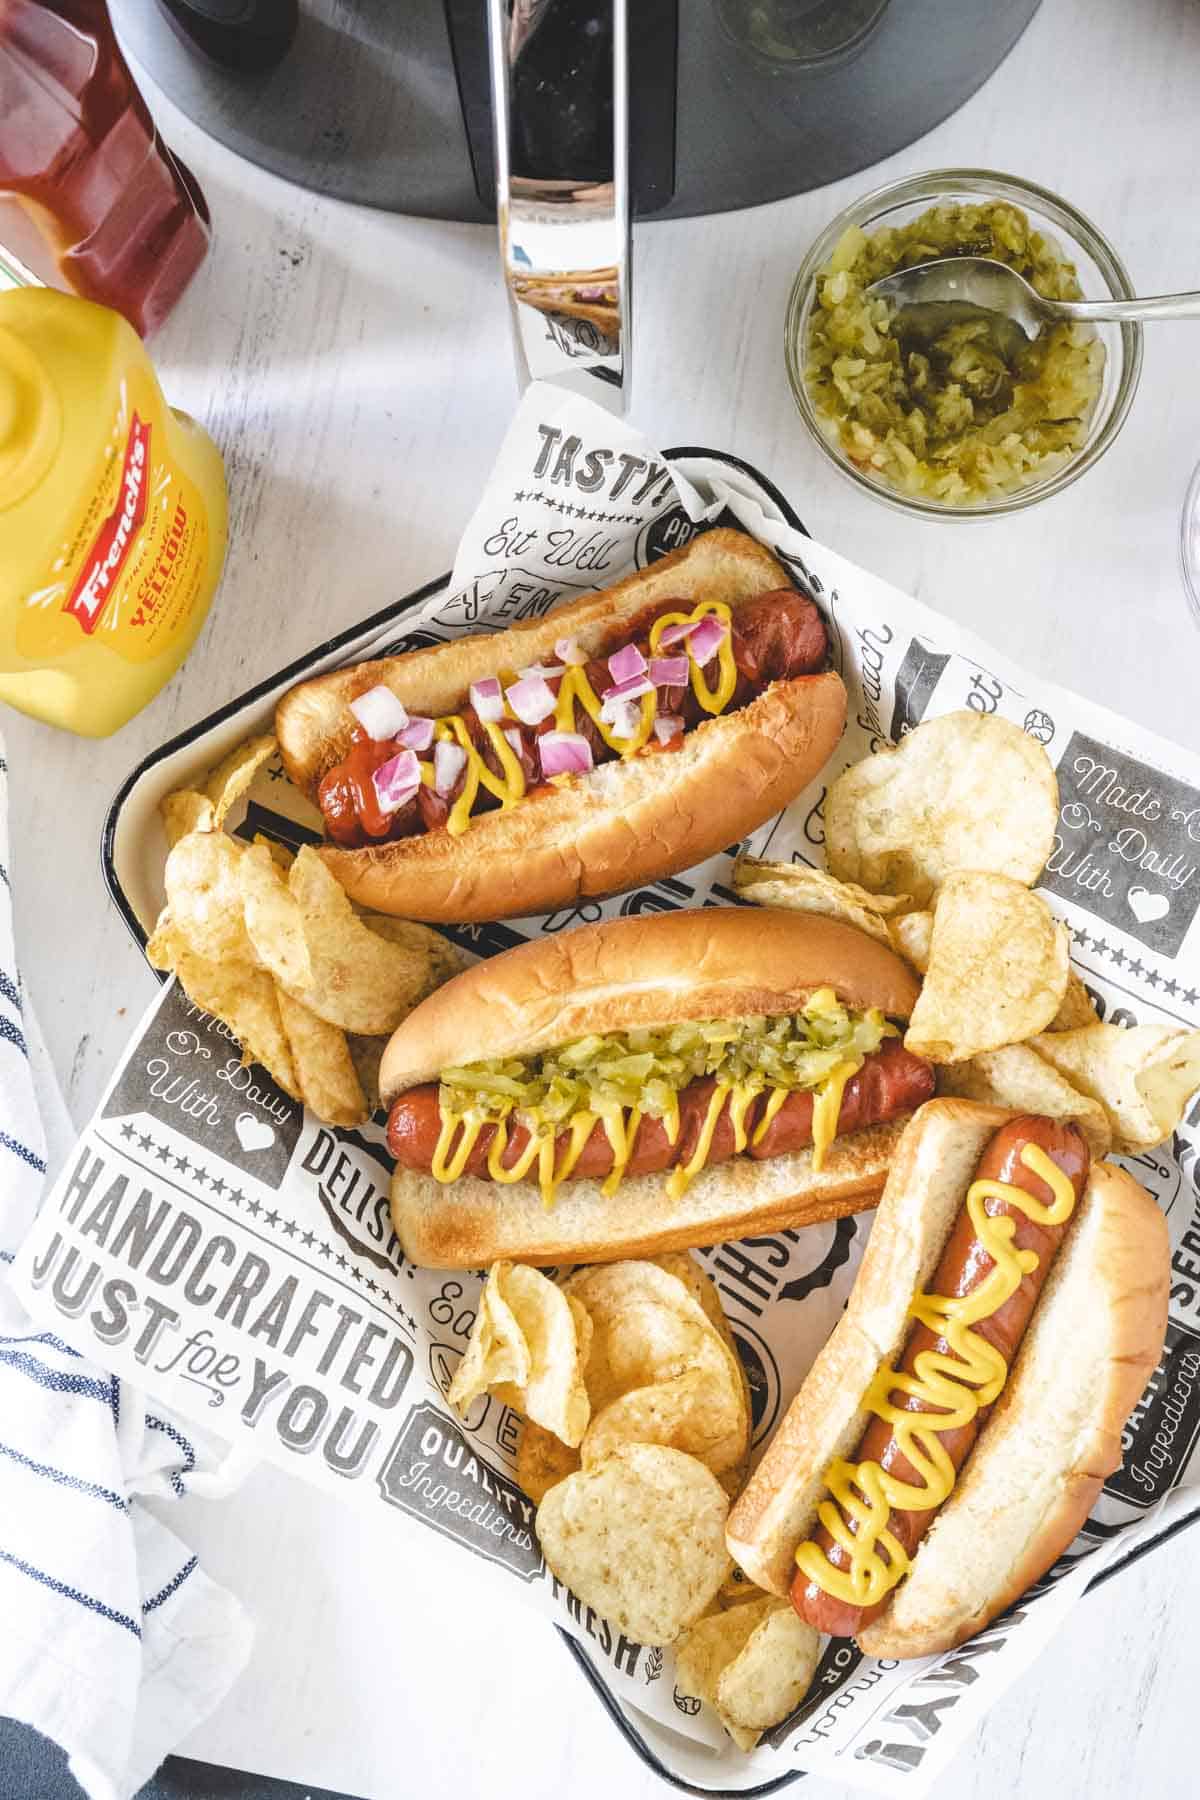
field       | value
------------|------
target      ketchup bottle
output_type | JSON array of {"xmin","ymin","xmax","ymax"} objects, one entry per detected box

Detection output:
[{"xmin": 0, "ymin": 1, "xmax": 210, "ymax": 337}]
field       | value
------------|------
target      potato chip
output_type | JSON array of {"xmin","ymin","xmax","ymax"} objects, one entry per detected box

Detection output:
[
  {"xmin": 285, "ymin": 849, "xmax": 451, "ymax": 1034},
  {"xmin": 732, "ymin": 856, "xmax": 909, "ymax": 947},
  {"xmin": 449, "ymin": 1264, "xmax": 591, "ymax": 1447},
  {"xmin": 167, "ymin": 948, "xmax": 299, "ymax": 1097},
  {"xmin": 677, "ymin": 1598, "xmax": 820, "ymax": 1752},
  {"xmin": 254, "ymin": 833, "xmax": 296, "ymax": 871},
  {"xmin": 675, "ymin": 1607, "xmax": 765, "ymax": 1749},
  {"xmin": 937, "ymin": 1045, "xmax": 1111, "ymax": 1158},
  {"xmin": 564, "ymin": 1262, "xmax": 749, "ymax": 1473},
  {"xmin": 535, "ymin": 1443, "xmax": 730, "ymax": 1645},
  {"xmin": 359, "ymin": 913, "xmax": 465, "ymax": 988},
  {"xmin": 826, "ymin": 712, "xmax": 1058, "ymax": 905},
  {"xmin": 905, "ymin": 873, "xmax": 1069, "ymax": 1063},
  {"xmin": 516, "ymin": 1420, "xmax": 580, "ymax": 1505},
  {"xmin": 203, "ymin": 733, "xmax": 278, "ymax": 826},
  {"xmin": 1048, "ymin": 970, "xmax": 1101, "ymax": 1033},
  {"xmin": 239, "ymin": 843, "xmax": 314, "ymax": 991},
  {"xmin": 1029, "ymin": 1024, "xmax": 1200, "ymax": 1153},
  {"xmin": 158, "ymin": 830, "xmax": 256, "ymax": 963},
  {"xmin": 887, "ymin": 909, "xmax": 932, "ymax": 973},
  {"xmin": 162, "ymin": 790, "xmax": 215, "ymax": 847},
  {"xmin": 716, "ymin": 1564, "xmax": 763, "ymax": 1609},
  {"xmin": 715, "ymin": 1603, "xmax": 821, "ymax": 1746},
  {"xmin": 276, "ymin": 989, "xmax": 369, "ymax": 1128},
  {"xmin": 582, "ymin": 1369, "xmax": 745, "ymax": 1475}
]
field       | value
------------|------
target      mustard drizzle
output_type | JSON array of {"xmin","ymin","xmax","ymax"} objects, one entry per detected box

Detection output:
[
  {"xmin": 394, "ymin": 598, "xmax": 739, "ymax": 837},
  {"xmin": 794, "ymin": 1143, "xmax": 1079, "ymax": 1609}
]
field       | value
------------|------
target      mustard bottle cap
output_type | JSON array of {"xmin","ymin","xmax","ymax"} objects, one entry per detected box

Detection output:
[{"xmin": 0, "ymin": 326, "xmax": 63, "ymax": 511}]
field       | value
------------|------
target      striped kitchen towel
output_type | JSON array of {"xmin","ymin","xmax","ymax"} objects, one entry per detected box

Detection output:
[{"xmin": 0, "ymin": 743, "xmax": 253, "ymax": 1800}]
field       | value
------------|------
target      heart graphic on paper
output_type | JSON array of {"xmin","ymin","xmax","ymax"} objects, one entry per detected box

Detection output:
[
  {"xmin": 1128, "ymin": 886, "xmax": 1170, "ymax": 925},
  {"xmin": 235, "ymin": 1112, "xmax": 276, "ymax": 1153}
]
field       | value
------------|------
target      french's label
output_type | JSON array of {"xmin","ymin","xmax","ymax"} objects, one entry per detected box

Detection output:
[{"xmin": 63, "ymin": 413, "xmax": 151, "ymax": 634}]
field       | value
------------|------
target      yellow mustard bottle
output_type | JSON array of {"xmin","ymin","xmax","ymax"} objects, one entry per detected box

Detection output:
[{"xmin": 0, "ymin": 287, "xmax": 227, "ymax": 735}]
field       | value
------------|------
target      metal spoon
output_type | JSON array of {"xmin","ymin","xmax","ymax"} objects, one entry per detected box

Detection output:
[{"xmin": 866, "ymin": 256, "xmax": 1200, "ymax": 349}]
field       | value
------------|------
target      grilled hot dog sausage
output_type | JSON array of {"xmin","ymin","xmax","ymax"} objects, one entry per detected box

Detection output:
[
  {"xmin": 386, "ymin": 1039, "xmax": 935, "ymax": 1181},
  {"xmin": 790, "ymin": 1115, "xmax": 1091, "ymax": 1640},
  {"xmin": 320, "ymin": 588, "xmax": 827, "ymax": 848}
]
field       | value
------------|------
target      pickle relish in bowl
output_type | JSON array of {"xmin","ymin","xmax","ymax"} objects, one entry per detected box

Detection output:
[{"xmin": 786, "ymin": 171, "xmax": 1142, "ymax": 518}]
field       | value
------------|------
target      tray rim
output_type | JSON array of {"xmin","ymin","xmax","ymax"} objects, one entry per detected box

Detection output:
[{"xmin": 97, "ymin": 442, "xmax": 1200, "ymax": 1796}]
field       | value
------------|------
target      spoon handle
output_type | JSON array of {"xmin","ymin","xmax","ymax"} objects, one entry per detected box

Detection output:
[{"xmin": 1062, "ymin": 291, "xmax": 1200, "ymax": 324}]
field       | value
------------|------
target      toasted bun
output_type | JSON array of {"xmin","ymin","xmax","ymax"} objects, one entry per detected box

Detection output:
[
  {"xmin": 391, "ymin": 1116, "xmax": 910, "ymax": 1269},
  {"xmin": 858, "ymin": 1161, "xmax": 1168, "ymax": 1658},
  {"xmin": 380, "ymin": 908, "xmax": 921, "ymax": 1101},
  {"xmin": 382, "ymin": 908, "xmax": 921, "ymax": 1269},
  {"xmin": 725, "ymin": 1102, "xmax": 1170, "ymax": 1654},
  {"xmin": 274, "ymin": 529, "xmax": 847, "ymax": 923}
]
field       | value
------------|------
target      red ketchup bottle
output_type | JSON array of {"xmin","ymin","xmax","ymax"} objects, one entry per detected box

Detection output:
[{"xmin": 0, "ymin": 0, "xmax": 210, "ymax": 336}]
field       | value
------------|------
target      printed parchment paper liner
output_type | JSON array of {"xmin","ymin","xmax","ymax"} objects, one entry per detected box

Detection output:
[{"xmin": 15, "ymin": 388, "xmax": 1200, "ymax": 1796}]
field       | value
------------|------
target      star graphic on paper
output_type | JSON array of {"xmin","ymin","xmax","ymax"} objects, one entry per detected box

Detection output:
[
  {"xmin": 283, "ymin": 1220, "xmax": 297, "ymax": 1238},
  {"xmin": 154, "ymin": 1141, "xmax": 171, "ymax": 1163},
  {"xmin": 210, "ymin": 1175, "xmax": 226, "ymax": 1197},
  {"xmin": 1128, "ymin": 958, "xmax": 1143, "ymax": 979},
  {"xmin": 138, "ymin": 1133, "xmax": 153, "ymax": 1152},
  {"xmin": 1185, "ymin": 988, "xmax": 1200, "ymax": 1008},
  {"xmin": 366, "ymin": 1278, "xmax": 378, "ymax": 1295},
  {"xmin": 318, "ymin": 1241, "xmax": 332, "ymax": 1259},
  {"xmin": 336, "ymin": 1253, "xmax": 348, "ymax": 1271},
  {"xmin": 174, "ymin": 1154, "xmax": 191, "ymax": 1174},
  {"xmin": 120, "ymin": 1122, "xmax": 135, "ymax": 1142},
  {"xmin": 1074, "ymin": 930, "xmax": 1089, "ymax": 951},
  {"xmin": 264, "ymin": 1208, "xmax": 280, "ymax": 1228},
  {"xmin": 1093, "ymin": 937, "xmax": 1110, "ymax": 957},
  {"xmin": 246, "ymin": 1196, "xmax": 262, "ymax": 1218},
  {"xmin": 514, "ymin": 489, "xmax": 526, "ymax": 502},
  {"xmin": 1111, "ymin": 947, "xmax": 1126, "ymax": 968},
  {"xmin": 301, "ymin": 1229, "xmax": 316, "ymax": 1248},
  {"xmin": 193, "ymin": 1166, "xmax": 208, "ymax": 1188},
  {"xmin": 1165, "ymin": 978, "xmax": 1180, "ymax": 998},
  {"xmin": 228, "ymin": 1187, "xmax": 244, "ymax": 1207},
  {"xmin": 1146, "ymin": 970, "xmax": 1161, "ymax": 988},
  {"xmin": 351, "ymin": 1266, "xmax": 364, "ymax": 1283}
]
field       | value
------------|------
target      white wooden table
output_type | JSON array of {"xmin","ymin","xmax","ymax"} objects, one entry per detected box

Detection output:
[{"xmin": 8, "ymin": 1, "xmax": 1200, "ymax": 1794}]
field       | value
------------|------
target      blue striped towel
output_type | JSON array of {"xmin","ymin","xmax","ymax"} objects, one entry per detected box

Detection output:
[{"xmin": 0, "ymin": 745, "xmax": 253, "ymax": 1799}]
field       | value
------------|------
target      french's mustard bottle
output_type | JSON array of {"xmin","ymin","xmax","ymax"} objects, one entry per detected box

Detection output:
[{"xmin": 0, "ymin": 287, "xmax": 227, "ymax": 735}]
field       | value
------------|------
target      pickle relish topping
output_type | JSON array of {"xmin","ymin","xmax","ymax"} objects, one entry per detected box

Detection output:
[{"xmin": 439, "ymin": 989, "xmax": 894, "ymax": 1130}]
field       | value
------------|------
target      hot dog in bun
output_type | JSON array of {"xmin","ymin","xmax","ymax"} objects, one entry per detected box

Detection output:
[
  {"xmin": 726, "ymin": 1099, "xmax": 1170, "ymax": 1658},
  {"xmin": 380, "ymin": 908, "xmax": 935, "ymax": 1268},
  {"xmin": 274, "ymin": 529, "xmax": 846, "ymax": 922}
]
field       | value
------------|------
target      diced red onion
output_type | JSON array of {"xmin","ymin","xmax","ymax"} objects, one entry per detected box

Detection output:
[
  {"xmin": 650, "ymin": 655, "xmax": 689, "ymax": 688},
  {"xmin": 519, "ymin": 662, "xmax": 565, "ymax": 680},
  {"xmin": 654, "ymin": 714, "xmax": 684, "ymax": 745},
  {"xmin": 433, "ymin": 740, "xmax": 467, "ymax": 797},
  {"xmin": 469, "ymin": 677, "xmax": 505, "ymax": 723},
  {"xmin": 502, "ymin": 726, "xmax": 523, "ymax": 757},
  {"xmin": 687, "ymin": 614, "xmax": 727, "ymax": 666},
  {"xmin": 555, "ymin": 636, "xmax": 587, "ymax": 666},
  {"xmin": 600, "ymin": 696, "xmax": 641, "ymax": 738},
  {"xmin": 372, "ymin": 748, "xmax": 421, "ymax": 814},
  {"xmin": 601, "ymin": 674, "xmax": 655, "ymax": 705},
  {"xmin": 399, "ymin": 715, "xmax": 435, "ymax": 753},
  {"xmin": 505, "ymin": 673, "xmax": 557, "ymax": 726},
  {"xmin": 656, "ymin": 618, "xmax": 698, "ymax": 649},
  {"xmin": 350, "ymin": 684, "xmax": 409, "ymax": 741},
  {"xmin": 607, "ymin": 642, "xmax": 648, "ymax": 685},
  {"xmin": 539, "ymin": 731, "xmax": 595, "ymax": 778}
]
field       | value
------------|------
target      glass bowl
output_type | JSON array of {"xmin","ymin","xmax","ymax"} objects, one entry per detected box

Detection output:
[{"xmin": 785, "ymin": 168, "xmax": 1143, "ymax": 519}]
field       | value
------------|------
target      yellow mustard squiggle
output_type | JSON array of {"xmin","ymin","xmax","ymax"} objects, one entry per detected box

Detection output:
[{"xmin": 794, "ymin": 1142, "xmax": 1079, "ymax": 1608}]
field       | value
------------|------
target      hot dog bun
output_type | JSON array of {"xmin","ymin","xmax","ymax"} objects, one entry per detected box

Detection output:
[
  {"xmin": 275, "ymin": 530, "xmax": 846, "ymax": 922},
  {"xmin": 725, "ymin": 1100, "xmax": 1170, "ymax": 1654},
  {"xmin": 382, "ymin": 909, "xmax": 922, "ymax": 1268}
]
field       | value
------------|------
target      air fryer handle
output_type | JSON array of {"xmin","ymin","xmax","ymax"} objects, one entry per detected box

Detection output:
[{"xmin": 487, "ymin": 0, "xmax": 631, "ymax": 411}]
